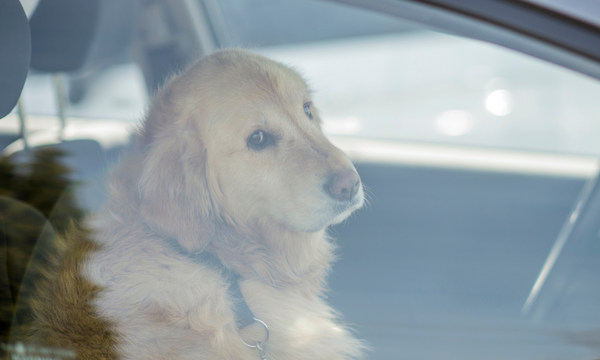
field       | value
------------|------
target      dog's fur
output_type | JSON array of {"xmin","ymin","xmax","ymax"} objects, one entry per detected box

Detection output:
[{"xmin": 28, "ymin": 49, "xmax": 365, "ymax": 359}]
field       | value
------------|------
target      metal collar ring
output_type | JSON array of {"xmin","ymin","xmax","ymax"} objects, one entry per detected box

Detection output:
[{"xmin": 240, "ymin": 318, "xmax": 270, "ymax": 348}]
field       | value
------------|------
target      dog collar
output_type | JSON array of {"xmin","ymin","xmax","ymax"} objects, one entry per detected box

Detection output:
[
  {"xmin": 198, "ymin": 251, "xmax": 269, "ymax": 359},
  {"xmin": 198, "ymin": 251, "xmax": 256, "ymax": 328}
]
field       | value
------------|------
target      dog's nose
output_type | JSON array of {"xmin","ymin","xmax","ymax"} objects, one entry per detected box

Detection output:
[{"xmin": 326, "ymin": 169, "xmax": 361, "ymax": 201}]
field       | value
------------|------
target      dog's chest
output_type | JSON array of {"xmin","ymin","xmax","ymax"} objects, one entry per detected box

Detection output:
[
  {"xmin": 84, "ymin": 237, "xmax": 360, "ymax": 359},
  {"xmin": 236, "ymin": 280, "xmax": 358, "ymax": 359}
]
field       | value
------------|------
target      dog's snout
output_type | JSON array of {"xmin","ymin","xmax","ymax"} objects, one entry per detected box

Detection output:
[{"xmin": 326, "ymin": 169, "xmax": 361, "ymax": 201}]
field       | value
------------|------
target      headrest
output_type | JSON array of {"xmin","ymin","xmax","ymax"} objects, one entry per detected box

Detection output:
[
  {"xmin": 29, "ymin": 0, "xmax": 101, "ymax": 72},
  {"xmin": 0, "ymin": 0, "xmax": 31, "ymax": 119}
]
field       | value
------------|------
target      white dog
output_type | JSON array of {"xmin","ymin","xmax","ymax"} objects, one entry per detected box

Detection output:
[{"xmin": 29, "ymin": 49, "xmax": 365, "ymax": 360}]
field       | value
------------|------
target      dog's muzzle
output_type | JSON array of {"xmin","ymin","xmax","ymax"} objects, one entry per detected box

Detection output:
[{"xmin": 325, "ymin": 169, "xmax": 361, "ymax": 202}]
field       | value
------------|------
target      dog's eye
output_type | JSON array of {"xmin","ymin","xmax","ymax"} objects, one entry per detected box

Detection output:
[
  {"xmin": 303, "ymin": 102, "xmax": 313, "ymax": 120},
  {"xmin": 247, "ymin": 130, "xmax": 273, "ymax": 150}
]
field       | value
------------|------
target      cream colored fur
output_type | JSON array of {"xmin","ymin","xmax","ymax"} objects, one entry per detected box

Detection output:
[{"xmin": 73, "ymin": 49, "xmax": 364, "ymax": 359}]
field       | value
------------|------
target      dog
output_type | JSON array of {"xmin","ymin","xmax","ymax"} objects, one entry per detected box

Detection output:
[{"xmin": 28, "ymin": 49, "xmax": 365, "ymax": 359}]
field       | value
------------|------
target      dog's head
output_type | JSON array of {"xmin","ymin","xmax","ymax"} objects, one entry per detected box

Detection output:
[{"xmin": 137, "ymin": 49, "xmax": 363, "ymax": 253}]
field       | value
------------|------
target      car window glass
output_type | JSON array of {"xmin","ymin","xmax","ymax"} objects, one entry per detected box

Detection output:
[
  {"xmin": 3, "ymin": 0, "xmax": 600, "ymax": 358},
  {"xmin": 212, "ymin": 0, "xmax": 418, "ymax": 47},
  {"xmin": 210, "ymin": 1, "xmax": 600, "ymax": 358},
  {"xmin": 14, "ymin": 63, "xmax": 147, "ymax": 122},
  {"xmin": 215, "ymin": 0, "xmax": 600, "ymax": 156}
]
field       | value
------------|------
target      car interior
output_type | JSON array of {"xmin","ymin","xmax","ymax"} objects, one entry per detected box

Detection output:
[{"xmin": 3, "ymin": 0, "xmax": 600, "ymax": 358}]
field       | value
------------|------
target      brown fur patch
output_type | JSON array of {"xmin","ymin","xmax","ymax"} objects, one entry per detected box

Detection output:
[{"xmin": 26, "ymin": 226, "xmax": 118, "ymax": 359}]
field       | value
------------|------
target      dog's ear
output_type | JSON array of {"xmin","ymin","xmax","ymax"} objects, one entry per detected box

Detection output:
[{"xmin": 138, "ymin": 128, "xmax": 214, "ymax": 253}]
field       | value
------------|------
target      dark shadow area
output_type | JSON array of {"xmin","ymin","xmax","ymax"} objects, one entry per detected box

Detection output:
[{"xmin": 0, "ymin": 147, "xmax": 85, "ymax": 344}]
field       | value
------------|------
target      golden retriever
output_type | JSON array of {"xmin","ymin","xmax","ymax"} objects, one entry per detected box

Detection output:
[{"xmin": 28, "ymin": 49, "xmax": 365, "ymax": 359}]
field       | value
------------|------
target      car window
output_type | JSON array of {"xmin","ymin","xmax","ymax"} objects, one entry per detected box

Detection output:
[
  {"xmin": 209, "ymin": 1, "xmax": 600, "ymax": 358},
  {"xmin": 3, "ymin": 0, "xmax": 600, "ymax": 359},
  {"xmin": 211, "ymin": 0, "xmax": 418, "ymax": 47},
  {"xmin": 259, "ymin": 31, "xmax": 600, "ymax": 155},
  {"xmin": 211, "ymin": 0, "xmax": 600, "ymax": 156},
  {"xmin": 16, "ymin": 64, "xmax": 147, "ymax": 122}
]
